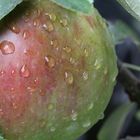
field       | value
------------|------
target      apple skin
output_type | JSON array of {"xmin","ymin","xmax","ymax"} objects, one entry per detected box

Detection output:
[{"xmin": 0, "ymin": 0, "xmax": 117, "ymax": 140}]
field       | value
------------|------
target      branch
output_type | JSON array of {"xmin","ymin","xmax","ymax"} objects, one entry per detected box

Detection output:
[
  {"xmin": 120, "ymin": 136, "xmax": 140, "ymax": 140},
  {"xmin": 117, "ymin": 60, "xmax": 140, "ymax": 104}
]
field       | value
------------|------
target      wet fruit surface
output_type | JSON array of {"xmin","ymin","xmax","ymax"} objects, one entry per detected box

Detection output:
[{"xmin": 0, "ymin": 0, "xmax": 117, "ymax": 140}]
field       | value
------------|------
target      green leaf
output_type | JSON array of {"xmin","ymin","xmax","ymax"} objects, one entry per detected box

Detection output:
[
  {"xmin": 117, "ymin": 0, "xmax": 140, "ymax": 21},
  {"xmin": 0, "ymin": 0, "xmax": 23, "ymax": 20},
  {"xmin": 109, "ymin": 20, "xmax": 140, "ymax": 46},
  {"xmin": 0, "ymin": 135, "xmax": 5, "ymax": 140},
  {"xmin": 87, "ymin": 0, "xmax": 94, "ymax": 4},
  {"xmin": 98, "ymin": 102, "xmax": 136, "ymax": 140},
  {"xmin": 50, "ymin": 0, "xmax": 93, "ymax": 15},
  {"xmin": 135, "ymin": 109, "xmax": 140, "ymax": 121}
]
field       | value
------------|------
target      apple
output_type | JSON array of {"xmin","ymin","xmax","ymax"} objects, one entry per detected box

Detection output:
[{"xmin": 0, "ymin": 0, "xmax": 117, "ymax": 140}]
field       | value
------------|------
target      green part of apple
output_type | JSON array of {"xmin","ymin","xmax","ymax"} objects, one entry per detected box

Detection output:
[{"xmin": 0, "ymin": 0, "xmax": 118, "ymax": 140}]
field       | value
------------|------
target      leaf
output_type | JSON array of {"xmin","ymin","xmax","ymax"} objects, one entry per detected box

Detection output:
[
  {"xmin": 98, "ymin": 102, "xmax": 136, "ymax": 140},
  {"xmin": 117, "ymin": 0, "xmax": 140, "ymax": 21},
  {"xmin": 0, "ymin": 0, "xmax": 23, "ymax": 21},
  {"xmin": 109, "ymin": 20, "xmax": 140, "ymax": 46},
  {"xmin": 0, "ymin": 135, "xmax": 5, "ymax": 140},
  {"xmin": 87, "ymin": 0, "xmax": 94, "ymax": 4},
  {"xmin": 50, "ymin": 0, "xmax": 93, "ymax": 15},
  {"xmin": 135, "ymin": 109, "xmax": 140, "ymax": 121}
]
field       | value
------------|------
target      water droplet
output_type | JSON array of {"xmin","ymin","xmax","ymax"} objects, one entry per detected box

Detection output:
[
  {"xmin": 99, "ymin": 113, "xmax": 104, "ymax": 120},
  {"xmin": 64, "ymin": 71, "xmax": 74, "ymax": 85},
  {"xmin": 112, "ymin": 76, "xmax": 116, "ymax": 82},
  {"xmin": 40, "ymin": 121, "xmax": 46, "ymax": 128},
  {"xmin": 22, "ymin": 30, "xmax": 30, "ymax": 40},
  {"xmin": 48, "ymin": 104, "xmax": 54, "ymax": 110},
  {"xmin": 69, "ymin": 57, "xmax": 76, "ymax": 64},
  {"xmin": 82, "ymin": 71, "xmax": 88, "ymax": 80},
  {"xmin": 34, "ymin": 78, "xmax": 39, "ymax": 85},
  {"xmin": 94, "ymin": 59, "xmax": 101, "ymax": 70},
  {"xmin": 104, "ymin": 68, "xmax": 108, "ymax": 75},
  {"xmin": 43, "ymin": 22, "xmax": 54, "ymax": 32},
  {"xmin": 49, "ymin": 13, "xmax": 56, "ymax": 21},
  {"xmin": 50, "ymin": 127, "xmax": 56, "ymax": 132},
  {"xmin": 84, "ymin": 48, "xmax": 89, "ymax": 57},
  {"xmin": 9, "ymin": 23, "xmax": 20, "ymax": 34},
  {"xmin": 71, "ymin": 110, "xmax": 78, "ymax": 121},
  {"xmin": 45, "ymin": 56, "xmax": 55, "ymax": 68},
  {"xmin": 33, "ymin": 18, "xmax": 40, "ymax": 27},
  {"xmin": 39, "ymin": 89, "xmax": 45, "ymax": 96},
  {"xmin": 20, "ymin": 65, "xmax": 30, "ymax": 78},
  {"xmin": 11, "ymin": 70, "xmax": 16, "ymax": 75},
  {"xmin": 23, "ymin": 16, "xmax": 30, "ymax": 23},
  {"xmin": 63, "ymin": 46, "xmax": 71, "ymax": 53},
  {"xmin": 12, "ymin": 102, "xmax": 17, "ymax": 109},
  {"xmin": 0, "ymin": 70, "xmax": 5, "ymax": 76},
  {"xmin": 66, "ymin": 123, "xmax": 78, "ymax": 132},
  {"xmin": 27, "ymin": 86, "xmax": 36, "ymax": 93},
  {"xmin": 83, "ymin": 120, "xmax": 91, "ymax": 128},
  {"xmin": 50, "ymin": 40, "xmax": 58, "ymax": 48},
  {"xmin": 0, "ymin": 41, "xmax": 15, "ymax": 55},
  {"xmin": 88, "ymin": 103, "xmax": 94, "ymax": 110},
  {"xmin": 60, "ymin": 19, "xmax": 68, "ymax": 27},
  {"xmin": 10, "ymin": 87, "xmax": 15, "ymax": 92},
  {"xmin": 34, "ymin": 9, "xmax": 41, "ymax": 16}
]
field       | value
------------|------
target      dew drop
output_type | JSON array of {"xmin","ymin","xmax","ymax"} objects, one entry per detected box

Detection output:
[
  {"xmin": 66, "ymin": 123, "xmax": 78, "ymax": 132},
  {"xmin": 11, "ymin": 70, "xmax": 16, "ymax": 75},
  {"xmin": 27, "ymin": 86, "xmax": 36, "ymax": 93},
  {"xmin": 50, "ymin": 40, "xmax": 58, "ymax": 48},
  {"xmin": 22, "ymin": 30, "xmax": 30, "ymax": 40},
  {"xmin": 63, "ymin": 46, "xmax": 71, "ymax": 53},
  {"xmin": 82, "ymin": 71, "xmax": 88, "ymax": 81},
  {"xmin": 12, "ymin": 102, "xmax": 17, "ymax": 109},
  {"xmin": 64, "ymin": 71, "xmax": 74, "ymax": 85},
  {"xmin": 99, "ymin": 113, "xmax": 104, "ymax": 120},
  {"xmin": 88, "ymin": 103, "xmax": 94, "ymax": 110},
  {"xmin": 9, "ymin": 23, "xmax": 20, "ymax": 34},
  {"xmin": 84, "ymin": 48, "xmax": 89, "ymax": 57},
  {"xmin": 49, "ymin": 13, "xmax": 56, "ymax": 21},
  {"xmin": 69, "ymin": 57, "xmax": 76, "ymax": 64},
  {"xmin": 50, "ymin": 127, "xmax": 56, "ymax": 132},
  {"xmin": 112, "ymin": 76, "xmax": 116, "ymax": 82},
  {"xmin": 60, "ymin": 19, "xmax": 68, "ymax": 27},
  {"xmin": 104, "ymin": 68, "xmax": 108, "ymax": 75},
  {"xmin": 0, "ymin": 41, "xmax": 15, "ymax": 55},
  {"xmin": 34, "ymin": 78, "xmax": 39, "ymax": 85},
  {"xmin": 0, "ymin": 70, "xmax": 5, "ymax": 76},
  {"xmin": 47, "ymin": 23, "xmax": 54, "ymax": 32},
  {"xmin": 94, "ymin": 59, "xmax": 101, "ymax": 70},
  {"xmin": 83, "ymin": 120, "xmax": 91, "ymax": 128},
  {"xmin": 45, "ymin": 56, "xmax": 55, "ymax": 68},
  {"xmin": 71, "ymin": 110, "xmax": 78, "ymax": 121},
  {"xmin": 48, "ymin": 103, "xmax": 54, "ymax": 110},
  {"xmin": 20, "ymin": 65, "xmax": 30, "ymax": 78},
  {"xmin": 40, "ymin": 121, "xmax": 46, "ymax": 128},
  {"xmin": 23, "ymin": 16, "xmax": 30, "ymax": 23},
  {"xmin": 35, "ymin": 9, "xmax": 41, "ymax": 16},
  {"xmin": 10, "ymin": 87, "xmax": 15, "ymax": 92},
  {"xmin": 43, "ymin": 22, "xmax": 54, "ymax": 32},
  {"xmin": 33, "ymin": 18, "xmax": 40, "ymax": 27}
]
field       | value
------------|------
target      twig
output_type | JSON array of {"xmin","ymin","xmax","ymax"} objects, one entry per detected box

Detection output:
[{"xmin": 117, "ymin": 60, "xmax": 140, "ymax": 104}]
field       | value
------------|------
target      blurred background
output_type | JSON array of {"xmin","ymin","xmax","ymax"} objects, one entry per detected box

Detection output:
[{"xmin": 78, "ymin": 0, "xmax": 140, "ymax": 139}]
